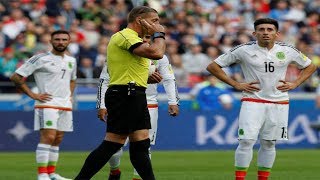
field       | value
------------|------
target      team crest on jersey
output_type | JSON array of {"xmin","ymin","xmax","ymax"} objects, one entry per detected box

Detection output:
[
  {"xmin": 68, "ymin": 62, "xmax": 73, "ymax": 69},
  {"xmin": 239, "ymin": 129, "xmax": 244, "ymax": 135},
  {"xmin": 46, "ymin": 120, "xmax": 53, "ymax": 126},
  {"xmin": 276, "ymin": 52, "xmax": 285, "ymax": 60},
  {"xmin": 300, "ymin": 52, "xmax": 307, "ymax": 61}
]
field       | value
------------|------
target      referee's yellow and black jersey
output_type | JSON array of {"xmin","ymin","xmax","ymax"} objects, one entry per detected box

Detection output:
[{"xmin": 107, "ymin": 28, "xmax": 149, "ymax": 88}]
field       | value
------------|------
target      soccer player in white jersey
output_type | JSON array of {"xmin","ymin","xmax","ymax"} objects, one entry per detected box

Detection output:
[
  {"xmin": 96, "ymin": 35, "xmax": 179, "ymax": 180},
  {"xmin": 10, "ymin": 30, "xmax": 76, "ymax": 180},
  {"xmin": 207, "ymin": 18, "xmax": 317, "ymax": 180}
]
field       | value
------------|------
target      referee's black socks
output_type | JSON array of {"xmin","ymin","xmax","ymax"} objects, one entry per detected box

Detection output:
[
  {"xmin": 130, "ymin": 138, "xmax": 155, "ymax": 180},
  {"xmin": 75, "ymin": 140, "xmax": 123, "ymax": 180}
]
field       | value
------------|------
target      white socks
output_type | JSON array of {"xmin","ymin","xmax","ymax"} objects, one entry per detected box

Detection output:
[
  {"xmin": 49, "ymin": 146, "xmax": 59, "ymax": 164},
  {"xmin": 36, "ymin": 144, "xmax": 51, "ymax": 166},
  {"xmin": 235, "ymin": 139, "xmax": 255, "ymax": 167},
  {"xmin": 235, "ymin": 139, "xmax": 276, "ymax": 168},
  {"xmin": 258, "ymin": 140, "xmax": 276, "ymax": 168}
]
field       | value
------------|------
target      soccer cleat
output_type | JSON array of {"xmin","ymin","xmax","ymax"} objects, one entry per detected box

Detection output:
[
  {"xmin": 38, "ymin": 173, "xmax": 51, "ymax": 180},
  {"xmin": 49, "ymin": 173, "xmax": 72, "ymax": 180},
  {"xmin": 108, "ymin": 172, "xmax": 121, "ymax": 180}
]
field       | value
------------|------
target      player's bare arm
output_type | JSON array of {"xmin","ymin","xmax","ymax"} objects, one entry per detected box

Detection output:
[
  {"xmin": 168, "ymin": 104, "xmax": 179, "ymax": 117},
  {"xmin": 70, "ymin": 80, "xmax": 76, "ymax": 97},
  {"xmin": 207, "ymin": 61, "xmax": 260, "ymax": 92},
  {"xmin": 10, "ymin": 73, "xmax": 52, "ymax": 102},
  {"xmin": 277, "ymin": 63, "xmax": 317, "ymax": 92},
  {"xmin": 70, "ymin": 80, "xmax": 76, "ymax": 103}
]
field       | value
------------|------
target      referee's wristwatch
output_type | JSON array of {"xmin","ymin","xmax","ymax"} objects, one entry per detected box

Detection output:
[{"xmin": 152, "ymin": 32, "xmax": 165, "ymax": 40}]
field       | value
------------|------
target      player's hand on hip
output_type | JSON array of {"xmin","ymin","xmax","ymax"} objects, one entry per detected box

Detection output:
[
  {"xmin": 97, "ymin": 108, "xmax": 107, "ymax": 122},
  {"xmin": 147, "ymin": 71, "xmax": 163, "ymax": 84},
  {"xmin": 33, "ymin": 93, "xmax": 52, "ymax": 102},
  {"xmin": 276, "ymin": 80, "xmax": 297, "ymax": 92},
  {"xmin": 168, "ymin": 105, "xmax": 179, "ymax": 116},
  {"xmin": 236, "ymin": 81, "xmax": 260, "ymax": 93}
]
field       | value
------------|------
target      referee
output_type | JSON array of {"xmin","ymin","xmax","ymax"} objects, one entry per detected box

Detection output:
[{"xmin": 75, "ymin": 6, "xmax": 166, "ymax": 180}]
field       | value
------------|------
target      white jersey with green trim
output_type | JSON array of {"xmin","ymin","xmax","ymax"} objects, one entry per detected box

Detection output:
[
  {"xmin": 96, "ymin": 55, "xmax": 179, "ymax": 109},
  {"xmin": 215, "ymin": 41, "xmax": 312, "ymax": 102},
  {"xmin": 15, "ymin": 52, "xmax": 77, "ymax": 108}
]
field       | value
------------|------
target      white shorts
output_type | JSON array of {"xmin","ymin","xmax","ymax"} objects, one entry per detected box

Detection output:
[
  {"xmin": 238, "ymin": 101, "xmax": 288, "ymax": 140},
  {"xmin": 34, "ymin": 108, "xmax": 73, "ymax": 132}
]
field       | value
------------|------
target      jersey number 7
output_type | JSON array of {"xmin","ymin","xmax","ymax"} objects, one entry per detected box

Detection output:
[{"xmin": 61, "ymin": 69, "xmax": 66, "ymax": 79}]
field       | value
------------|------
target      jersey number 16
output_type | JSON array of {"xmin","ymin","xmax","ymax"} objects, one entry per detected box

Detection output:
[{"xmin": 264, "ymin": 62, "xmax": 274, "ymax": 72}]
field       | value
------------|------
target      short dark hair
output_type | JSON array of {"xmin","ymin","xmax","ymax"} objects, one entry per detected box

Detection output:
[
  {"xmin": 254, "ymin": 18, "xmax": 279, "ymax": 31},
  {"xmin": 51, "ymin": 30, "xmax": 70, "ymax": 38},
  {"xmin": 127, "ymin": 6, "xmax": 158, "ymax": 23}
]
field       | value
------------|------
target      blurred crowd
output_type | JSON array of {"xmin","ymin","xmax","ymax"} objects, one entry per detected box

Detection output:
[{"xmin": 0, "ymin": 0, "xmax": 319, "ymax": 95}]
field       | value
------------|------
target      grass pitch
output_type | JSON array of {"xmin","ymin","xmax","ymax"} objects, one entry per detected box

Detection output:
[{"xmin": 0, "ymin": 150, "xmax": 319, "ymax": 180}]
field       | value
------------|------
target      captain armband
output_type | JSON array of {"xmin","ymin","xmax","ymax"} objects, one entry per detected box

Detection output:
[{"xmin": 151, "ymin": 32, "xmax": 165, "ymax": 41}]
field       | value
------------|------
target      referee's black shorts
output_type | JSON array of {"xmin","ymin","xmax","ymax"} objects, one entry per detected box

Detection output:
[{"xmin": 105, "ymin": 85, "xmax": 151, "ymax": 134}]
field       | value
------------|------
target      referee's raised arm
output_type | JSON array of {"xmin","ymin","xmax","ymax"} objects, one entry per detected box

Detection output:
[
  {"xmin": 128, "ymin": 9, "xmax": 166, "ymax": 60},
  {"xmin": 133, "ymin": 33, "xmax": 166, "ymax": 60}
]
